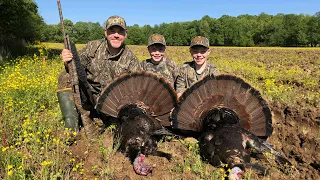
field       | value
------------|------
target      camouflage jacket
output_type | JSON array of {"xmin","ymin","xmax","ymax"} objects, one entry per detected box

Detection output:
[
  {"xmin": 79, "ymin": 38, "xmax": 141, "ymax": 102},
  {"xmin": 175, "ymin": 61, "xmax": 219, "ymax": 94},
  {"xmin": 141, "ymin": 58, "xmax": 178, "ymax": 86}
]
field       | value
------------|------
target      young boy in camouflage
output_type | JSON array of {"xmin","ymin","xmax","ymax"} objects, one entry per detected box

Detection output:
[
  {"xmin": 141, "ymin": 34, "xmax": 178, "ymax": 86},
  {"xmin": 175, "ymin": 36, "xmax": 219, "ymax": 97}
]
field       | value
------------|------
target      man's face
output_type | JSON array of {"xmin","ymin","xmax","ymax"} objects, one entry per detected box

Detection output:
[
  {"xmin": 190, "ymin": 46, "xmax": 210, "ymax": 66},
  {"xmin": 105, "ymin": 26, "xmax": 127, "ymax": 48},
  {"xmin": 147, "ymin": 44, "xmax": 166, "ymax": 62}
]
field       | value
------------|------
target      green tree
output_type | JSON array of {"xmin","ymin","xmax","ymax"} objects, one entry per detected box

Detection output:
[
  {"xmin": 184, "ymin": 20, "xmax": 198, "ymax": 45},
  {"xmin": 307, "ymin": 12, "xmax": 320, "ymax": 46},
  {"xmin": 267, "ymin": 14, "xmax": 286, "ymax": 46},
  {"xmin": 126, "ymin": 24, "xmax": 144, "ymax": 45},
  {"xmin": 0, "ymin": 0, "xmax": 44, "ymax": 57},
  {"xmin": 283, "ymin": 14, "xmax": 306, "ymax": 46},
  {"xmin": 199, "ymin": 15, "xmax": 211, "ymax": 39},
  {"xmin": 141, "ymin": 25, "xmax": 153, "ymax": 44},
  {"xmin": 87, "ymin": 22, "xmax": 104, "ymax": 41},
  {"xmin": 73, "ymin": 21, "xmax": 90, "ymax": 43},
  {"xmin": 208, "ymin": 18, "xmax": 223, "ymax": 46},
  {"xmin": 218, "ymin": 15, "xmax": 239, "ymax": 46},
  {"xmin": 253, "ymin": 13, "xmax": 273, "ymax": 46},
  {"xmin": 41, "ymin": 24, "xmax": 62, "ymax": 42},
  {"xmin": 164, "ymin": 22, "xmax": 188, "ymax": 46}
]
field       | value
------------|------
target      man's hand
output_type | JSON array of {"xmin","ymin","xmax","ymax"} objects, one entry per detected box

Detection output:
[{"xmin": 61, "ymin": 49, "xmax": 73, "ymax": 62}]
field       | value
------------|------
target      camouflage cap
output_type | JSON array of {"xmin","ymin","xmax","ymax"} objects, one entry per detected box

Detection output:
[
  {"xmin": 190, "ymin": 36, "xmax": 209, "ymax": 48},
  {"xmin": 105, "ymin": 15, "xmax": 127, "ymax": 30},
  {"xmin": 148, "ymin": 34, "xmax": 166, "ymax": 47}
]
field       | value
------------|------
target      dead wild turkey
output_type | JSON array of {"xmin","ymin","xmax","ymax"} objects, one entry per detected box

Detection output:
[
  {"xmin": 95, "ymin": 72, "xmax": 177, "ymax": 175},
  {"xmin": 171, "ymin": 74, "xmax": 293, "ymax": 178}
]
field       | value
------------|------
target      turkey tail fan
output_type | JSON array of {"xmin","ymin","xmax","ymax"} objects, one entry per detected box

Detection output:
[
  {"xmin": 172, "ymin": 74, "xmax": 273, "ymax": 137},
  {"xmin": 96, "ymin": 72, "xmax": 178, "ymax": 126}
]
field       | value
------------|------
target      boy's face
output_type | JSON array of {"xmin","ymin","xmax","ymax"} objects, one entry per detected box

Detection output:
[
  {"xmin": 105, "ymin": 25, "xmax": 127, "ymax": 48},
  {"xmin": 190, "ymin": 46, "xmax": 210, "ymax": 66},
  {"xmin": 148, "ymin": 44, "xmax": 166, "ymax": 62}
]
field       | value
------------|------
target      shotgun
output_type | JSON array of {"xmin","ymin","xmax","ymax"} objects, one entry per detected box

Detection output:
[{"xmin": 57, "ymin": 0, "xmax": 96, "ymax": 137}]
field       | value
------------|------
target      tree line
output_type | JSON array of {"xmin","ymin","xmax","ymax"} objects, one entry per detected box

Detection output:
[
  {"xmin": 1, "ymin": 0, "xmax": 320, "ymax": 58},
  {"xmin": 42, "ymin": 13, "xmax": 320, "ymax": 47}
]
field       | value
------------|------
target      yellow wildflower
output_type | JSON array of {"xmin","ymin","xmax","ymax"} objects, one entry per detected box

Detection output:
[
  {"xmin": 8, "ymin": 170, "xmax": 13, "ymax": 176},
  {"xmin": 219, "ymin": 168, "xmax": 225, "ymax": 173},
  {"xmin": 265, "ymin": 152, "xmax": 271, "ymax": 157},
  {"xmin": 41, "ymin": 161, "xmax": 52, "ymax": 167},
  {"xmin": 186, "ymin": 167, "xmax": 191, "ymax": 171},
  {"xmin": 2, "ymin": 147, "xmax": 9, "ymax": 152}
]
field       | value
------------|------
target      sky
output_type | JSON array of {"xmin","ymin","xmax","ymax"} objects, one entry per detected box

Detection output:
[{"xmin": 35, "ymin": 0, "xmax": 320, "ymax": 26}]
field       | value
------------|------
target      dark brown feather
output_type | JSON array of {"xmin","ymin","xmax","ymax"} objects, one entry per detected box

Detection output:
[
  {"xmin": 172, "ymin": 74, "xmax": 273, "ymax": 137},
  {"xmin": 96, "ymin": 72, "xmax": 178, "ymax": 126}
]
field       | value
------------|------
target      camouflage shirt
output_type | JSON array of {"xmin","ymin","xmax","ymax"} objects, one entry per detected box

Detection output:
[
  {"xmin": 141, "ymin": 58, "xmax": 178, "ymax": 86},
  {"xmin": 79, "ymin": 38, "xmax": 141, "ymax": 101},
  {"xmin": 175, "ymin": 61, "xmax": 219, "ymax": 94}
]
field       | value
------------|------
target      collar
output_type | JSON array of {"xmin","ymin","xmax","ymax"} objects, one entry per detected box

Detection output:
[
  {"xmin": 193, "ymin": 61, "xmax": 208, "ymax": 75},
  {"xmin": 147, "ymin": 57, "xmax": 166, "ymax": 65}
]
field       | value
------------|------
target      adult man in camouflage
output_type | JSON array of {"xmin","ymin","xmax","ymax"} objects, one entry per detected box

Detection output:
[
  {"xmin": 175, "ymin": 36, "xmax": 219, "ymax": 97},
  {"xmin": 141, "ymin": 34, "xmax": 178, "ymax": 86},
  {"xmin": 58, "ymin": 15, "xmax": 141, "ymax": 133}
]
